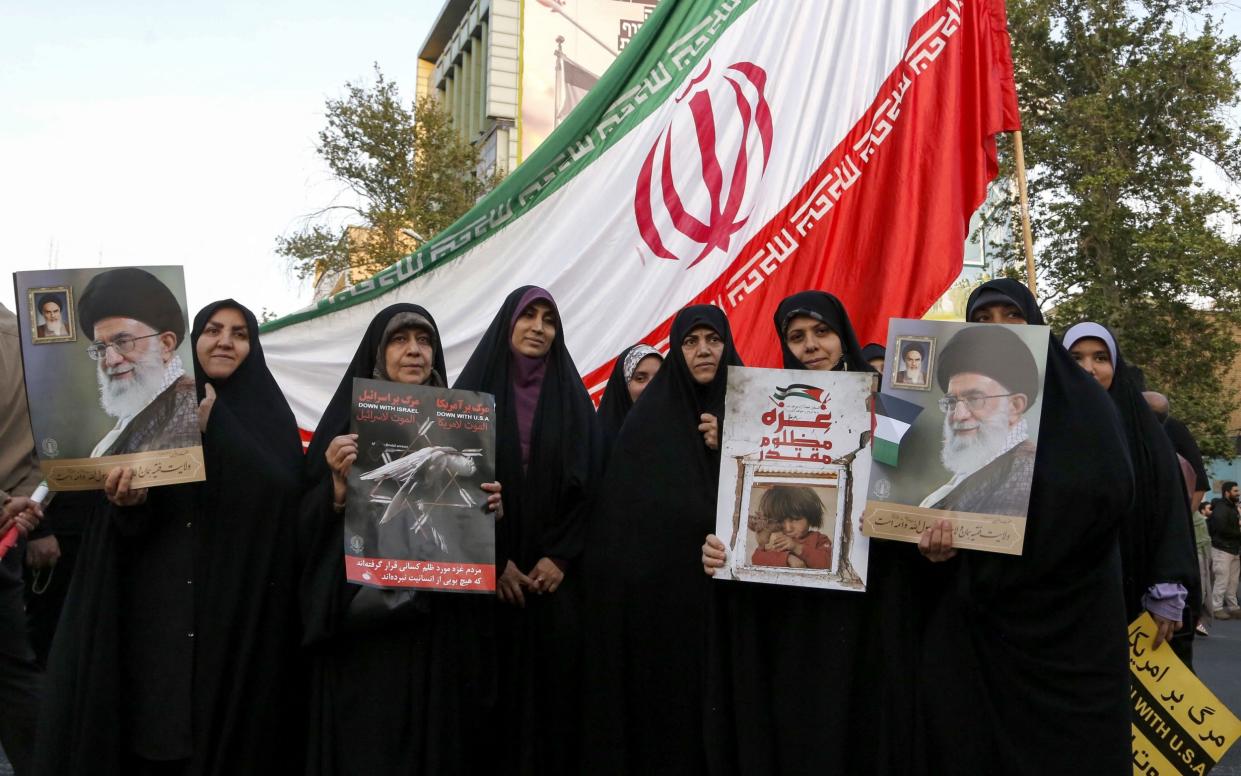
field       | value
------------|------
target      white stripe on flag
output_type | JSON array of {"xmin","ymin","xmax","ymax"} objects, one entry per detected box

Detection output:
[{"xmin": 873, "ymin": 414, "xmax": 912, "ymax": 445}]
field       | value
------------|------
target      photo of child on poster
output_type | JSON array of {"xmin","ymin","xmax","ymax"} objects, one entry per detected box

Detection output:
[
  {"xmin": 713, "ymin": 366, "xmax": 873, "ymax": 591},
  {"xmin": 864, "ymin": 319, "xmax": 1050, "ymax": 555},
  {"xmin": 13, "ymin": 266, "xmax": 206, "ymax": 491},
  {"xmin": 345, "ymin": 378, "xmax": 496, "ymax": 593},
  {"xmin": 748, "ymin": 483, "xmax": 837, "ymax": 571}
]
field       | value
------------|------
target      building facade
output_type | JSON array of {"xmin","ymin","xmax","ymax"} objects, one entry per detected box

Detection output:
[{"xmin": 417, "ymin": 0, "xmax": 521, "ymax": 179}]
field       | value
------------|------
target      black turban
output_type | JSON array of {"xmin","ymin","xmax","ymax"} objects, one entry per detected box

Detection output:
[
  {"xmin": 78, "ymin": 267, "xmax": 187, "ymax": 345},
  {"xmin": 36, "ymin": 292, "xmax": 66, "ymax": 314},
  {"xmin": 935, "ymin": 324, "xmax": 1040, "ymax": 407}
]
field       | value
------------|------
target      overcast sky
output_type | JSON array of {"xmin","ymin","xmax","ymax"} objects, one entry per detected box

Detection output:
[
  {"xmin": 0, "ymin": 0, "xmax": 439, "ymax": 318},
  {"xmin": 1, "ymin": 2, "xmax": 1239, "ymax": 321}
]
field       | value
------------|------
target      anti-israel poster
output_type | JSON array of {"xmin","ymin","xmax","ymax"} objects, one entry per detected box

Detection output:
[
  {"xmin": 713, "ymin": 366, "xmax": 874, "ymax": 591},
  {"xmin": 345, "ymin": 379, "xmax": 496, "ymax": 593},
  {"xmin": 863, "ymin": 319, "xmax": 1049, "ymax": 555},
  {"xmin": 13, "ymin": 266, "xmax": 205, "ymax": 491}
]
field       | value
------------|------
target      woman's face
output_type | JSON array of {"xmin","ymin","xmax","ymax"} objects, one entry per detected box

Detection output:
[
  {"xmin": 196, "ymin": 307, "xmax": 251, "ymax": 380},
  {"xmin": 681, "ymin": 325, "xmax": 725, "ymax": 385},
  {"xmin": 971, "ymin": 302, "xmax": 1027, "ymax": 325},
  {"xmin": 384, "ymin": 326, "xmax": 435, "ymax": 385},
  {"xmin": 1068, "ymin": 337, "xmax": 1114, "ymax": 391},
  {"xmin": 627, "ymin": 355, "xmax": 662, "ymax": 403},
  {"xmin": 511, "ymin": 300, "xmax": 558, "ymax": 358},
  {"xmin": 784, "ymin": 315, "xmax": 842, "ymax": 371}
]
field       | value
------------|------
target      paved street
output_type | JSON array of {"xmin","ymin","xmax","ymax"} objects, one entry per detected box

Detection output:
[{"xmin": 1194, "ymin": 615, "xmax": 1241, "ymax": 774}]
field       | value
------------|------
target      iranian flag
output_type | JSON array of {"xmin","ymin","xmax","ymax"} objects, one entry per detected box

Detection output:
[{"xmin": 263, "ymin": 0, "xmax": 1020, "ymax": 434}]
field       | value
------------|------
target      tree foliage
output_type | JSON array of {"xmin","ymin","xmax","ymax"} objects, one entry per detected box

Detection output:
[
  {"xmin": 993, "ymin": 0, "xmax": 1241, "ymax": 458},
  {"xmin": 277, "ymin": 65, "xmax": 499, "ymax": 282}
]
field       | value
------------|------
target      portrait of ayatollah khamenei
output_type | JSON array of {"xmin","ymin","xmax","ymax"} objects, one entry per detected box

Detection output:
[
  {"xmin": 863, "ymin": 319, "xmax": 1050, "ymax": 557},
  {"xmin": 12, "ymin": 265, "xmax": 206, "ymax": 492}
]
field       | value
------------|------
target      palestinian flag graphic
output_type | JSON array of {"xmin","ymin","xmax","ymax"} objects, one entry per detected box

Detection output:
[
  {"xmin": 872, "ymin": 391, "xmax": 924, "ymax": 467},
  {"xmin": 771, "ymin": 384, "xmax": 825, "ymax": 404},
  {"xmin": 263, "ymin": 0, "xmax": 1020, "ymax": 434}
]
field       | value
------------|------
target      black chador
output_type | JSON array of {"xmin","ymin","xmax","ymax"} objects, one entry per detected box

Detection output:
[
  {"xmin": 453, "ymin": 287, "xmax": 601, "ymax": 775},
  {"xmin": 299, "ymin": 304, "xmax": 496, "ymax": 776},
  {"xmin": 1063, "ymin": 322, "xmax": 1198, "ymax": 649},
  {"xmin": 916, "ymin": 279, "xmax": 1136, "ymax": 776},
  {"xmin": 37, "ymin": 301, "xmax": 305, "ymax": 776},
  {"xmin": 704, "ymin": 290, "xmax": 931, "ymax": 776},
  {"xmin": 581, "ymin": 304, "xmax": 741, "ymax": 776},
  {"xmin": 595, "ymin": 342, "xmax": 661, "ymax": 462}
]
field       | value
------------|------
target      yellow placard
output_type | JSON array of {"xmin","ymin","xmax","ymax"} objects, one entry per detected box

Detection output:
[{"xmin": 1129, "ymin": 612, "xmax": 1241, "ymax": 774}]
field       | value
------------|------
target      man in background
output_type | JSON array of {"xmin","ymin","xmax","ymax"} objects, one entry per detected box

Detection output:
[
  {"xmin": 1196, "ymin": 500, "xmax": 1214, "ymax": 635},
  {"xmin": 1144, "ymin": 391, "xmax": 1210, "ymax": 514},
  {"xmin": 1210, "ymin": 481, "xmax": 1241, "ymax": 619}
]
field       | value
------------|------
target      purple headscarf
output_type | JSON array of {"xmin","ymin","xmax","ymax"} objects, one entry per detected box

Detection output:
[{"xmin": 509, "ymin": 287, "xmax": 556, "ymax": 467}]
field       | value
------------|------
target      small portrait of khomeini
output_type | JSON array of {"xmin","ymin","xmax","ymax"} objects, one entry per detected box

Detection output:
[
  {"xmin": 891, "ymin": 336, "xmax": 933, "ymax": 390},
  {"xmin": 29, "ymin": 287, "xmax": 76, "ymax": 344}
]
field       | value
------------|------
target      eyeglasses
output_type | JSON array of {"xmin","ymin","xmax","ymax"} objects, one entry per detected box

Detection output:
[
  {"xmin": 937, "ymin": 393, "xmax": 1017, "ymax": 414},
  {"xmin": 86, "ymin": 333, "xmax": 162, "ymax": 361}
]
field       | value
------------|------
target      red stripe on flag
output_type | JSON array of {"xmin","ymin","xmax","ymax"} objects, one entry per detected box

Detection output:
[
  {"xmin": 584, "ymin": 0, "xmax": 1019, "ymax": 400},
  {"xmin": 344, "ymin": 555, "xmax": 497, "ymax": 592}
]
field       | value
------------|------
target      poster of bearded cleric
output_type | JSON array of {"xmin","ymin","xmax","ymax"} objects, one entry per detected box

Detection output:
[
  {"xmin": 13, "ymin": 266, "xmax": 205, "ymax": 491},
  {"xmin": 713, "ymin": 366, "xmax": 875, "ymax": 591},
  {"xmin": 344, "ymin": 378, "xmax": 496, "ymax": 593},
  {"xmin": 862, "ymin": 320, "xmax": 1050, "ymax": 555}
]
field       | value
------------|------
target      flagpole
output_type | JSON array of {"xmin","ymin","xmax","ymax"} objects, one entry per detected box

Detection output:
[
  {"xmin": 554, "ymin": 37, "xmax": 565, "ymax": 128},
  {"xmin": 1012, "ymin": 130, "xmax": 1037, "ymax": 299},
  {"xmin": 550, "ymin": 7, "xmax": 618, "ymax": 57}
]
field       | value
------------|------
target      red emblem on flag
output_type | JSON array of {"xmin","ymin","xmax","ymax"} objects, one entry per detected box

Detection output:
[{"xmin": 634, "ymin": 60, "xmax": 774, "ymax": 267}]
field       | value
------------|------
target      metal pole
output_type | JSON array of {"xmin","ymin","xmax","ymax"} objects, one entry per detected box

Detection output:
[
  {"xmin": 551, "ymin": 7, "xmax": 618, "ymax": 57},
  {"xmin": 554, "ymin": 36, "xmax": 565, "ymax": 127},
  {"xmin": 1012, "ymin": 129, "xmax": 1037, "ymax": 299}
]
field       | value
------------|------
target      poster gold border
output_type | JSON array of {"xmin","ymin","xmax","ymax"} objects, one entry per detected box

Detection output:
[
  {"xmin": 861, "ymin": 501, "xmax": 1026, "ymax": 555},
  {"xmin": 41, "ymin": 447, "xmax": 206, "ymax": 492},
  {"xmin": 890, "ymin": 334, "xmax": 935, "ymax": 391},
  {"xmin": 26, "ymin": 285, "xmax": 78, "ymax": 345}
]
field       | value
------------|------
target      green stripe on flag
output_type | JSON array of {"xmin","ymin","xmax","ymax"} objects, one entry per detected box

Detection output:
[
  {"xmin": 263, "ymin": 0, "xmax": 760, "ymax": 334},
  {"xmin": 873, "ymin": 436, "xmax": 901, "ymax": 467}
]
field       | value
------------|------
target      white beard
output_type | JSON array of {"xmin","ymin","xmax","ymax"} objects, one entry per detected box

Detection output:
[
  {"xmin": 44, "ymin": 321, "xmax": 67, "ymax": 335},
  {"xmin": 904, "ymin": 368, "xmax": 923, "ymax": 382},
  {"xmin": 940, "ymin": 409, "xmax": 1013, "ymax": 476},
  {"xmin": 97, "ymin": 346, "xmax": 168, "ymax": 419}
]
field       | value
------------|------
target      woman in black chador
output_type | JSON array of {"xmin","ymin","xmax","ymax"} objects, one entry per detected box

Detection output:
[
  {"xmin": 37, "ymin": 300, "xmax": 305, "ymax": 776},
  {"xmin": 1063, "ymin": 321, "xmax": 1198, "ymax": 651},
  {"xmin": 300, "ymin": 303, "xmax": 500, "ymax": 775},
  {"xmin": 453, "ymin": 286, "xmax": 601, "ymax": 774},
  {"xmin": 700, "ymin": 290, "xmax": 929, "ymax": 776},
  {"xmin": 581, "ymin": 304, "xmax": 741, "ymax": 776},
  {"xmin": 917, "ymin": 278, "xmax": 1136, "ymax": 776},
  {"xmin": 595, "ymin": 342, "xmax": 662, "ymax": 461}
]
